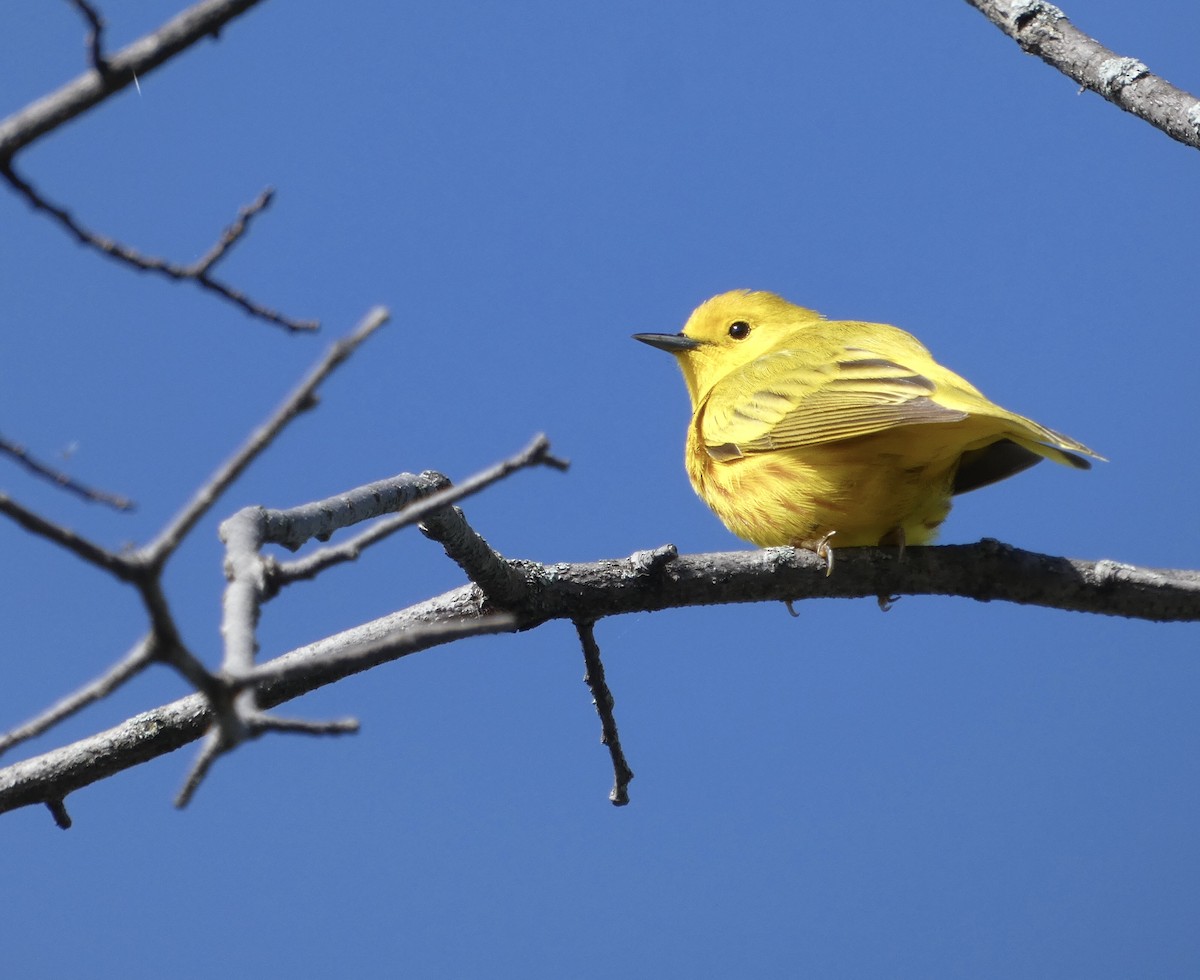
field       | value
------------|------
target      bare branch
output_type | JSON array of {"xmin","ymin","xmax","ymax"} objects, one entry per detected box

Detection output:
[
  {"xmin": 4, "ymin": 542, "xmax": 1197, "ymax": 819},
  {"xmin": 0, "ymin": 164, "xmax": 315, "ymax": 332},
  {"xmin": 268, "ymin": 434, "xmax": 566, "ymax": 590},
  {"xmin": 265, "ymin": 434, "xmax": 564, "ymax": 554},
  {"xmin": 267, "ymin": 498, "xmax": 437, "ymax": 589},
  {"xmin": 187, "ymin": 451, "xmax": 523, "ymax": 805},
  {"xmin": 0, "ymin": 491, "xmax": 133, "ymax": 578},
  {"xmin": 262, "ymin": 471, "xmax": 455, "ymax": 591},
  {"xmin": 182, "ymin": 503, "xmax": 273, "ymax": 803},
  {"xmin": 134, "ymin": 578, "xmax": 224, "ymax": 702},
  {"xmin": 0, "ymin": 0, "xmax": 312, "ymax": 331},
  {"xmin": 249, "ymin": 714, "xmax": 360, "ymax": 737},
  {"xmin": 174, "ymin": 711, "xmax": 359, "ymax": 808},
  {"xmin": 237, "ymin": 614, "xmax": 518, "ymax": 695},
  {"xmin": 413, "ymin": 433, "xmax": 593, "ymax": 610},
  {"xmin": 420, "ymin": 507, "xmax": 535, "ymax": 608},
  {"xmin": 173, "ymin": 730, "xmax": 222, "ymax": 809},
  {"xmin": 0, "ymin": 636, "xmax": 156, "ymax": 760},
  {"xmin": 576, "ymin": 620, "xmax": 633, "ymax": 806},
  {"xmin": 1, "ymin": 310, "xmax": 389, "ymax": 767},
  {"xmin": 964, "ymin": 0, "xmax": 1200, "ymax": 151},
  {"xmin": 0, "ymin": 608, "xmax": 517, "ymax": 815},
  {"xmin": 46, "ymin": 800, "xmax": 72, "ymax": 830},
  {"xmin": 256, "ymin": 471, "xmax": 449, "ymax": 554},
  {"xmin": 189, "ymin": 187, "xmax": 275, "ymax": 276},
  {"xmin": 218, "ymin": 509, "xmax": 265, "ymax": 676},
  {"xmin": 142, "ymin": 307, "xmax": 389, "ymax": 567},
  {"xmin": 0, "ymin": 0, "xmax": 268, "ymax": 159},
  {"xmin": 68, "ymin": 0, "xmax": 109, "ymax": 73},
  {"xmin": 0, "ymin": 432, "xmax": 134, "ymax": 510}
]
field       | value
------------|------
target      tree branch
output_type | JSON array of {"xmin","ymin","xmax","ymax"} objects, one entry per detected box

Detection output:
[
  {"xmin": 174, "ymin": 437, "xmax": 563, "ymax": 806},
  {"xmin": 141, "ymin": 306, "xmax": 389, "ymax": 568},
  {"xmin": 964, "ymin": 0, "xmax": 1200, "ymax": 151},
  {"xmin": 0, "ymin": 636, "xmax": 156, "ymax": 760},
  {"xmin": 1, "ymin": 306, "xmax": 388, "ymax": 767},
  {"xmin": 3, "ymin": 540, "xmax": 1196, "ymax": 819},
  {"xmin": 267, "ymin": 434, "xmax": 565, "ymax": 591},
  {"xmin": 186, "ymin": 439, "xmax": 562, "ymax": 801},
  {"xmin": 0, "ymin": 492, "xmax": 134, "ymax": 578},
  {"xmin": 0, "ymin": 165, "xmax": 316, "ymax": 332},
  {"xmin": 0, "ymin": 433, "xmax": 135, "ymax": 510},
  {"xmin": 0, "ymin": 1, "xmax": 315, "ymax": 332},
  {"xmin": 68, "ymin": 0, "xmax": 110, "ymax": 74},
  {"xmin": 576, "ymin": 620, "xmax": 634, "ymax": 806},
  {"xmin": 0, "ymin": 0, "xmax": 267, "ymax": 158}
]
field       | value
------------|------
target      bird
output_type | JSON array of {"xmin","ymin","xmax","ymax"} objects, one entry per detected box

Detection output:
[{"xmin": 633, "ymin": 290, "xmax": 1102, "ymax": 570}]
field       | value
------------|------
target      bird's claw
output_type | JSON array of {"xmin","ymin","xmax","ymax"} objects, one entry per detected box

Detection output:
[{"xmin": 815, "ymin": 530, "xmax": 836, "ymax": 577}]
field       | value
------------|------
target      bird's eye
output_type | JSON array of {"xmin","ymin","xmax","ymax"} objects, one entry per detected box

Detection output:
[{"xmin": 728, "ymin": 320, "xmax": 750, "ymax": 340}]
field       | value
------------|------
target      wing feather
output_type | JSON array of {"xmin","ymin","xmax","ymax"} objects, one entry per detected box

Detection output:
[{"xmin": 699, "ymin": 346, "xmax": 968, "ymax": 458}]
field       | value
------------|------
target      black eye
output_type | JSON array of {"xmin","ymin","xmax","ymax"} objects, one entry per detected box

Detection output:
[{"xmin": 728, "ymin": 320, "xmax": 750, "ymax": 339}]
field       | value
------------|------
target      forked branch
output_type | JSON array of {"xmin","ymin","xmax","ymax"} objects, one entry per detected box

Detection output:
[
  {"xmin": 0, "ymin": 0, "xmax": 314, "ymax": 331},
  {"xmin": 0, "ymin": 433, "xmax": 134, "ymax": 511},
  {"xmin": 3, "ymin": 540, "xmax": 1196, "ymax": 820}
]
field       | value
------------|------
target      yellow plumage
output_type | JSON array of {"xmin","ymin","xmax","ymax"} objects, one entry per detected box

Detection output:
[{"xmin": 634, "ymin": 290, "xmax": 1102, "ymax": 560}]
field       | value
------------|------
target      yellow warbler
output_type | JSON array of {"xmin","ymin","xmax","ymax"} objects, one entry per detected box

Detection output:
[{"xmin": 634, "ymin": 290, "xmax": 1102, "ymax": 564}]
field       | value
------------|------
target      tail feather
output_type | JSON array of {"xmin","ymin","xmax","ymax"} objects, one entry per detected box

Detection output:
[
  {"xmin": 953, "ymin": 429, "xmax": 1100, "ymax": 496},
  {"xmin": 954, "ymin": 439, "xmax": 1042, "ymax": 495},
  {"xmin": 1021, "ymin": 419, "xmax": 1105, "ymax": 465}
]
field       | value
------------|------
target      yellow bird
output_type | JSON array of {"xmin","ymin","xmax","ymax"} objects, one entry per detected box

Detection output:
[{"xmin": 634, "ymin": 290, "xmax": 1102, "ymax": 567}]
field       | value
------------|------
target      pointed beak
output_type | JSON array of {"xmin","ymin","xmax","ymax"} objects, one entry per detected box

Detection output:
[{"xmin": 632, "ymin": 332, "xmax": 702, "ymax": 353}]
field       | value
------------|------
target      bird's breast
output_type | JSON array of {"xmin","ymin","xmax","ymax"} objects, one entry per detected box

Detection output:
[{"xmin": 685, "ymin": 425, "xmax": 959, "ymax": 548}]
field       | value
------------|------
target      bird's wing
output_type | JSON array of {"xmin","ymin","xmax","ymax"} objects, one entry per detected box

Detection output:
[{"xmin": 698, "ymin": 344, "xmax": 969, "ymax": 460}]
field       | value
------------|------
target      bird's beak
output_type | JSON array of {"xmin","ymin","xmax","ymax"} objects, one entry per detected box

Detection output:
[{"xmin": 632, "ymin": 332, "xmax": 703, "ymax": 353}]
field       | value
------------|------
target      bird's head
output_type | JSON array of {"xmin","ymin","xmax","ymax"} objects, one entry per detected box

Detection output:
[{"xmin": 633, "ymin": 290, "xmax": 823, "ymax": 406}]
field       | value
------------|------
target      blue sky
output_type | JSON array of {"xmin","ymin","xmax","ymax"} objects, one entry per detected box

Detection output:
[{"xmin": 3, "ymin": 1, "xmax": 1199, "ymax": 976}]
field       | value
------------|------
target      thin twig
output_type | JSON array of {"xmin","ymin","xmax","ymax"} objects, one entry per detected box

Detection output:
[
  {"xmin": 269, "ymin": 436, "xmax": 567, "ymax": 590},
  {"xmin": 0, "ymin": 311, "xmax": 391, "ymax": 746},
  {"xmin": 141, "ymin": 307, "xmax": 389, "ymax": 567},
  {"xmin": 0, "ymin": 163, "xmax": 315, "ymax": 332},
  {"xmin": 0, "ymin": 433, "xmax": 134, "ymax": 510},
  {"xmin": 185, "ymin": 448, "xmax": 527, "ymax": 807},
  {"xmin": 174, "ymin": 710, "xmax": 359, "ymax": 808},
  {"xmin": 190, "ymin": 187, "xmax": 274, "ymax": 276},
  {"xmin": 0, "ymin": 1, "xmax": 299, "ymax": 330},
  {"xmin": 45, "ymin": 799, "xmax": 72, "ymax": 829},
  {"xmin": 0, "ymin": 492, "xmax": 133, "ymax": 578},
  {"xmin": 415, "ymin": 434, "xmax": 568, "ymax": 604},
  {"xmin": 576, "ymin": 620, "xmax": 634, "ymax": 806},
  {"xmin": 249, "ymin": 714, "xmax": 359, "ymax": 737},
  {"xmin": 173, "ymin": 730, "xmax": 221, "ymax": 808},
  {"xmin": 135, "ymin": 578, "xmax": 224, "ymax": 701},
  {"xmin": 266, "ymin": 434, "xmax": 565, "ymax": 552},
  {"xmin": 268, "ymin": 498, "xmax": 440, "ymax": 589},
  {"xmin": 0, "ymin": 636, "xmax": 156, "ymax": 759},
  {"xmin": 0, "ymin": 308, "xmax": 387, "ymax": 790},
  {"xmin": 172, "ymin": 619, "xmax": 515, "ymax": 809},
  {"xmin": 69, "ymin": 0, "xmax": 109, "ymax": 73}
]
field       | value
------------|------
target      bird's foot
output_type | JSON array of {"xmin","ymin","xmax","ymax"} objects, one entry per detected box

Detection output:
[
  {"xmin": 875, "ymin": 526, "xmax": 905, "ymax": 610},
  {"xmin": 793, "ymin": 530, "xmax": 837, "ymax": 576},
  {"xmin": 878, "ymin": 525, "xmax": 907, "ymax": 560}
]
